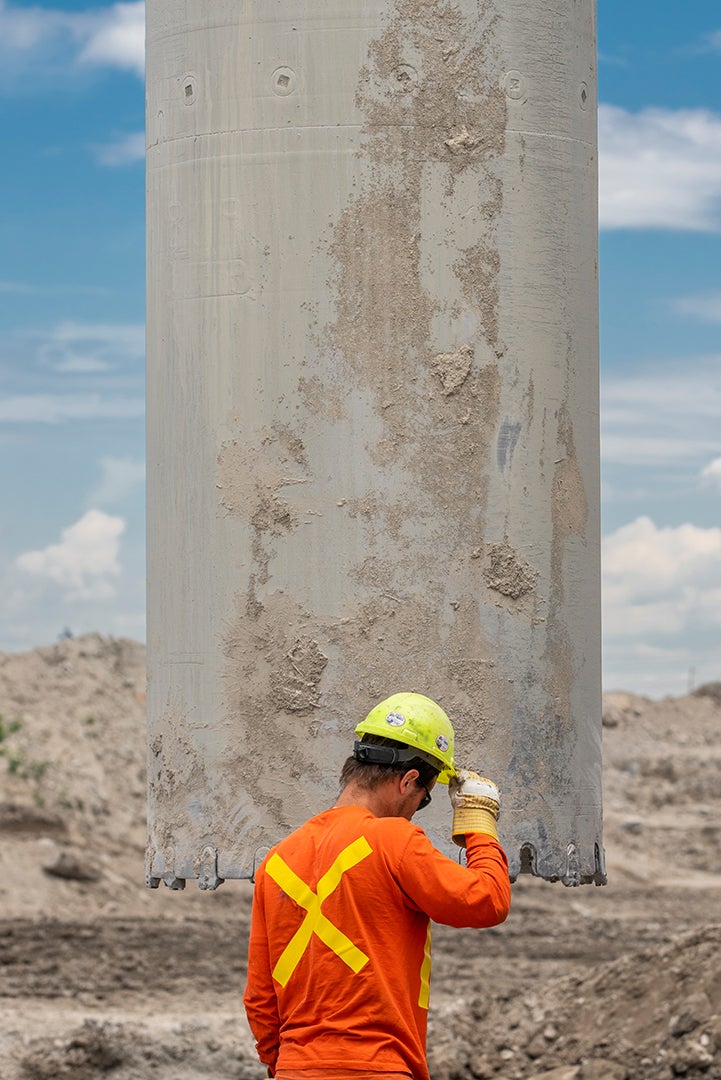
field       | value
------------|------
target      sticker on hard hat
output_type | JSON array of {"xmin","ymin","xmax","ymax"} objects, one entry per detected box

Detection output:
[
  {"xmin": 385, "ymin": 711, "xmax": 406, "ymax": 727},
  {"xmin": 435, "ymin": 734, "xmax": 449, "ymax": 752}
]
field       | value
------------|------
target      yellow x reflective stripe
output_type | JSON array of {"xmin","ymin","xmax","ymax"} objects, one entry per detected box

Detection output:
[
  {"xmin": 418, "ymin": 920, "xmax": 432, "ymax": 1010},
  {"xmin": 266, "ymin": 836, "xmax": 373, "ymax": 987}
]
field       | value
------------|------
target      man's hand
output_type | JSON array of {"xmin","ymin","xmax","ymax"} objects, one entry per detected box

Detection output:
[{"xmin": 449, "ymin": 769, "xmax": 501, "ymax": 847}]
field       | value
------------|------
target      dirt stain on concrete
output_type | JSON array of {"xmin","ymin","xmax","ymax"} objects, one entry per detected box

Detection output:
[
  {"xmin": 216, "ymin": 426, "xmax": 309, "ymax": 536},
  {"xmin": 454, "ymin": 242, "xmax": 501, "ymax": 351},
  {"xmin": 270, "ymin": 637, "xmax": 329, "ymax": 716},
  {"xmin": 543, "ymin": 402, "xmax": 591, "ymax": 730},
  {"xmin": 324, "ymin": 0, "xmax": 507, "ymax": 523},
  {"xmin": 431, "ymin": 344, "xmax": 473, "ymax": 395},
  {"xmin": 483, "ymin": 541, "xmax": 538, "ymax": 600},
  {"xmin": 358, "ymin": 0, "xmax": 505, "ymax": 182}
]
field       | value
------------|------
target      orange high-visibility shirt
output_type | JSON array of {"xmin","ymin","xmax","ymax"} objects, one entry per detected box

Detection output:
[{"xmin": 244, "ymin": 805, "xmax": 511, "ymax": 1080}]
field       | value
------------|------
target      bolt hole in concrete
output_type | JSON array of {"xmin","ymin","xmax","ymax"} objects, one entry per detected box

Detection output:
[
  {"xmin": 392, "ymin": 64, "xmax": 418, "ymax": 91},
  {"xmin": 272, "ymin": 67, "xmax": 296, "ymax": 95}
]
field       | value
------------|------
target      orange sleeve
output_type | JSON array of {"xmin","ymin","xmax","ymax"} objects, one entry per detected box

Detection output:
[
  {"xmin": 243, "ymin": 872, "xmax": 281, "ymax": 1072},
  {"xmin": 394, "ymin": 826, "xmax": 511, "ymax": 928}
]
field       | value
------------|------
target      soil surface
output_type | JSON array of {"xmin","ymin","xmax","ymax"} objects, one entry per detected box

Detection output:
[{"xmin": 1, "ymin": 635, "xmax": 720, "ymax": 1079}]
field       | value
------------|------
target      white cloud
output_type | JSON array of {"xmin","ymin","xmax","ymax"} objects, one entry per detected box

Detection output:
[
  {"xmin": 0, "ymin": 563, "xmax": 146, "ymax": 650},
  {"xmin": 93, "ymin": 131, "xmax": 145, "ymax": 167},
  {"xmin": 599, "ymin": 104, "xmax": 721, "ymax": 231},
  {"xmin": 604, "ymin": 516, "xmax": 721, "ymax": 591},
  {"xmin": 602, "ymin": 358, "xmax": 721, "ymax": 467},
  {"xmin": 36, "ymin": 320, "xmax": 145, "ymax": 372},
  {"xmin": 0, "ymin": 1, "xmax": 144, "ymax": 80},
  {"xmin": 78, "ymin": 1, "xmax": 144, "ymax": 76},
  {"xmin": 701, "ymin": 457, "xmax": 721, "ymax": 489},
  {"xmin": 48, "ymin": 320, "xmax": 145, "ymax": 354},
  {"xmin": 89, "ymin": 457, "xmax": 145, "ymax": 506},
  {"xmin": 1, "ymin": 321, "xmax": 145, "ymax": 423},
  {"xmin": 0, "ymin": 0, "xmax": 77, "ymax": 51},
  {"xmin": 0, "ymin": 394, "xmax": 144, "ymax": 423},
  {"xmin": 603, "ymin": 516, "xmax": 721, "ymax": 634},
  {"xmin": 0, "ymin": 518, "xmax": 145, "ymax": 652},
  {"xmin": 602, "ymin": 516, "xmax": 721, "ymax": 694},
  {"xmin": 16, "ymin": 510, "xmax": 126, "ymax": 600},
  {"xmin": 675, "ymin": 292, "xmax": 721, "ymax": 323}
]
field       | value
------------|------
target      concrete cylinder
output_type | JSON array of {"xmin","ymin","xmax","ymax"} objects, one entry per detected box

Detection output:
[{"xmin": 146, "ymin": 0, "xmax": 604, "ymax": 888}]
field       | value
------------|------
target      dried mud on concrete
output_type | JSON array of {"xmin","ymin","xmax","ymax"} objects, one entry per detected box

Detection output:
[{"xmin": 1, "ymin": 635, "xmax": 721, "ymax": 1079}]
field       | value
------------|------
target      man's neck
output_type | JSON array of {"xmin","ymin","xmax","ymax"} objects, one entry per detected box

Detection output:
[
  {"xmin": 335, "ymin": 783, "xmax": 379, "ymax": 815},
  {"xmin": 334, "ymin": 780, "xmax": 413, "ymax": 819}
]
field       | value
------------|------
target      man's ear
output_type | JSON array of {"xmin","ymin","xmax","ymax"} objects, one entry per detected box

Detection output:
[{"xmin": 400, "ymin": 768, "xmax": 420, "ymax": 794}]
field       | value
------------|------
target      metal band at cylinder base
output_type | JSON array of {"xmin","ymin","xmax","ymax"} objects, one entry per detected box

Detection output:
[{"xmin": 146, "ymin": 0, "xmax": 605, "ymax": 888}]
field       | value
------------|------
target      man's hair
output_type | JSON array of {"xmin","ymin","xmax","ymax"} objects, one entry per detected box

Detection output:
[{"xmin": 339, "ymin": 734, "xmax": 440, "ymax": 792}]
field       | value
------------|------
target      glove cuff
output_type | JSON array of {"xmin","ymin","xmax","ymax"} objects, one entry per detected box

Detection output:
[
  {"xmin": 452, "ymin": 806, "xmax": 499, "ymax": 846},
  {"xmin": 456, "ymin": 793, "xmax": 500, "ymax": 816}
]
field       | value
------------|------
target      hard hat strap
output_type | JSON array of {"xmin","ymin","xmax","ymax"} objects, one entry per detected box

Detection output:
[{"xmin": 352, "ymin": 740, "xmax": 426, "ymax": 769}]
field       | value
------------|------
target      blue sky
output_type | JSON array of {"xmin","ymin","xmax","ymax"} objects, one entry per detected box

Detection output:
[{"xmin": 1, "ymin": 1, "xmax": 720, "ymax": 697}]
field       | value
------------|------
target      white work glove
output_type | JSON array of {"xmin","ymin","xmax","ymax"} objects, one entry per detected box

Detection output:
[{"xmin": 449, "ymin": 769, "xmax": 500, "ymax": 847}]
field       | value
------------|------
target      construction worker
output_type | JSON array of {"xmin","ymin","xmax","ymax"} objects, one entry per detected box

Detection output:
[{"xmin": 244, "ymin": 692, "xmax": 511, "ymax": 1080}]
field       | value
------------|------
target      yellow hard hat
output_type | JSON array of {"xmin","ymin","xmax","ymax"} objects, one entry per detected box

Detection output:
[{"xmin": 354, "ymin": 692, "xmax": 456, "ymax": 783}]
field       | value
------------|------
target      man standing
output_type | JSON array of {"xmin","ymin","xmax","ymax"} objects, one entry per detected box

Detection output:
[{"xmin": 244, "ymin": 692, "xmax": 511, "ymax": 1080}]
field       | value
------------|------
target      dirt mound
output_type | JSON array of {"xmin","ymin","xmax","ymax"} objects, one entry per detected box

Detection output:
[
  {"xmin": 600, "ymin": 689, "xmax": 721, "ymax": 886},
  {"xmin": 0, "ymin": 632, "xmax": 146, "ymax": 840},
  {"xmin": 15, "ymin": 1017, "xmax": 261, "ymax": 1080},
  {"xmin": 2, "ymin": 634, "xmax": 721, "ymax": 1079},
  {"xmin": 692, "ymin": 681, "xmax": 721, "ymax": 707},
  {"xmin": 427, "ymin": 924, "xmax": 721, "ymax": 1080},
  {"xmin": 0, "ymin": 634, "xmax": 242, "ymax": 920}
]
